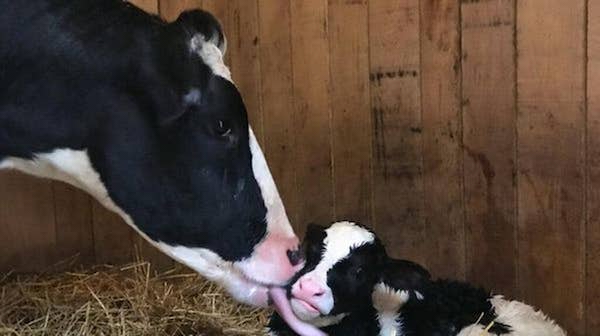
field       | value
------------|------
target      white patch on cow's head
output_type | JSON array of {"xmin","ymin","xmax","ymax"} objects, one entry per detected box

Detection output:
[
  {"xmin": 318, "ymin": 222, "xmax": 375, "ymax": 274},
  {"xmin": 190, "ymin": 33, "xmax": 231, "ymax": 81},
  {"xmin": 233, "ymin": 128, "xmax": 301, "ymax": 285},
  {"xmin": 248, "ymin": 128, "xmax": 293, "ymax": 237}
]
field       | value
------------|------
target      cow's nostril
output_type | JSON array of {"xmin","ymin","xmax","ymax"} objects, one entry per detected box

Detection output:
[{"xmin": 286, "ymin": 248, "xmax": 304, "ymax": 266}]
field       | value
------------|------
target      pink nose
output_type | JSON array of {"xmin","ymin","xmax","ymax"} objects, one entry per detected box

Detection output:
[{"xmin": 294, "ymin": 277, "xmax": 325, "ymax": 299}]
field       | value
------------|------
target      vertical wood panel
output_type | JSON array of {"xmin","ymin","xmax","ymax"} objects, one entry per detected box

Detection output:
[
  {"xmin": 368, "ymin": 0, "xmax": 425, "ymax": 262},
  {"xmin": 517, "ymin": 1, "xmax": 586, "ymax": 334},
  {"xmin": 258, "ymin": 0, "xmax": 299, "ymax": 225},
  {"xmin": 92, "ymin": 203, "xmax": 134, "ymax": 265},
  {"xmin": 53, "ymin": 183, "xmax": 94, "ymax": 266},
  {"xmin": 328, "ymin": 0, "xmax": 371, "ymax": 224},
  {"xmin": 290, "ymin": 0, "xmax": 334, "ymax": 235},
  {"xmin": 129, "ymin": 0, "xmax": 158, "ymax": 15},
  {"xmin": 0, "ymin": 171, "xmax": 56, "ymax": 272},
  {"xmin": 587, "ymin": 0, "xmax": 600, "ymax": 333},
  {"xmin": 461, "ymin": 0, "xmax": 517, "ymax": 296},
  {"xmin": 159, "ymin": 0, "xmax": 203, "ymax": 22},
  {"xmin": 419, "ymin": 0, "xmax": 464, "ymax": 279}
]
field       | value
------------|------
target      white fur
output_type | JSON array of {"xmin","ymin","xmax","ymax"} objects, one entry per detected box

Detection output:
[
  {"xmin": 248, "ymin": 128, "xmax": 294, "ymax": 237},
  {"xmin": 0, "ymin": 149, "xmax": 118, "ymax": 211},
  {"xmin": 190, "ymin": 34, "xmax": 231, "ymax": 81},
  {"xmin": 372, "ymin": 283, "xmax": 409, "ymax": 336},
  {"xmin": 317, "ymin": 222, "xmax": 375, "ymax": 281},
  {"xmin": 457, "ymin": 296, "xmax": 566, "ymax": 336}
]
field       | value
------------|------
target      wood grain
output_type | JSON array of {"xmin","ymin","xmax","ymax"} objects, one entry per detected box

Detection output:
[
  {"xmin": 368, "ymin": 0, "xmax": 425, "ymax": 263},
  {"xmin": 461, "ymin": 0, "xmax": 517, "ymax": 296},
  {"xmin": 419, "ymin": 0, "xmax": 464, "ymax": 280},
  {"xmin": 129, "ymin": 0, "xmax": 158, "ymax": 15},
  {"xmin": 52, "ymin": 182, "xmax": 94, "ymax": 266},
  {"xmin": 587, "ymin": 0, "xmax": 600, "ymax": 333},
  {"xmin": 0, "ymin": 171, "xmax": 56, "ymax": 272},
  {"xmin": 289, "ymin": 0, "xmax": 334, "ymax": 235},
  {"xmin": 328, "ymin": 0, "xmax": 371, "ymax": 224},
  {"xmin": 257, "ymin": 0, "xmax": 298, "ymax": 226},
  {"xmin": 159, "ymin": 0, "xmax": 203, "ymax": 22},
  {"xmin": 517, "ymin": 0, "xmax": 586, "ymax": 334}
]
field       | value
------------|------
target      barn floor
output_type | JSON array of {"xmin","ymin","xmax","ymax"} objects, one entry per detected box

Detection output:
[{"xmin": 0, "ymin": 261, "xmax": 269, "ymax": 336}]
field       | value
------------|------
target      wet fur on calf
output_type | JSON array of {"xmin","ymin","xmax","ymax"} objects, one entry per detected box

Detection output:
[{"xmin": 268, "ymin": 222, "xmax": 566, "ymax": 336}]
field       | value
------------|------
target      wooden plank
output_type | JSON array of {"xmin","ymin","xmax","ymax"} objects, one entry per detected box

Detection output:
[
  {"xmin": 159, "ymin": 0, "xmax": 203, "ymax": 22},
  {"xmin": 368, "ymin": 0, "xmax": 425, "ymax": 262},
  {"xmin": 289, "ymin": 0, "xmax": 334, "ymax": 235},
  {"xmin": 128, "ymin": 0, "xmax": 158, "ymax": 15},
  {"xmin": 53, "ymin": 182, "xmax": 95, "ymax": 266},
  {"xmin": 587, "ymin": 0, "xmax": 600, "ymax": 333},
  {"xmin": 257, "ymin": 0, "xmax": 298, "ymax": 225},
  {"xmin": 517, "ymin": 0, "xmax": 586, "ymax": 334},
  {"xmin": 461, "ymin": 0, "xmax": 516, "ymax": 295},
  {"xmin": 91, "ymin": 202, "xmax": 134, "ymax": 265},
  {"xmin": 0, "ymin": 171, "xmax": 56, "ymax": 272},
  {"xmin": 419, "ymin": 0, "xmax": 463, "ymax": 280},
  {"xmin": 328, "ymin": 0, "xmax": 372, "ymax": 224}
]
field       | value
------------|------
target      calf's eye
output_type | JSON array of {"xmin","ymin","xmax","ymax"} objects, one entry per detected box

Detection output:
[{"xmin": 353, "ymin": 267, "xmax": 363, "ymax": 278}]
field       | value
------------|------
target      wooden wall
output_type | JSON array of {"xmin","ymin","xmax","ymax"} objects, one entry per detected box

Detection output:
[{"xmin": 0, "ymin": 0, "xmax": 598, "ymax": 334}]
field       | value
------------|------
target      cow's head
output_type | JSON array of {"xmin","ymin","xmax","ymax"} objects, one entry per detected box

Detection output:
[{"xmin": 85, "ymin": 9, "xmax": 303, "ymax": 306}]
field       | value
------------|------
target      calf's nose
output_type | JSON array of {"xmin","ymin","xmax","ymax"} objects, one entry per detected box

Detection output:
[
  {"xmin": 286, "ymin": 247, "xmax": 304, "ymax": 266},
  {"xmin": 298, "ymin": 277, "xmax": 325, "ymax": 297}
]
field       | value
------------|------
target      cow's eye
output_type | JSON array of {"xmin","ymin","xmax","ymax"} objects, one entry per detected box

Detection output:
[
  {"xmin": 213, "ymin": 119, "xmax": 232, "ymax": 137},
  {"xmin": 353, "ymin": 266, "xmax": 363, "ymax": 279}
]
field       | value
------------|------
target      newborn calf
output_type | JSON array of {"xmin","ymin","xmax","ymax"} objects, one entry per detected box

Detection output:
[{"xmin": 268, "ymin": 221, "xmax": 566, "ymax": 336}]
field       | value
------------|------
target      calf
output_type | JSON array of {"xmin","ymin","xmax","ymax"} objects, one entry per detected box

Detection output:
[
  {"xmin": 0, "ymin": 0, "xmax": 304, "ymax": 307},
  {"xmin": 268, "ymin": 221, "xmax": 566, "ymax": 336}
]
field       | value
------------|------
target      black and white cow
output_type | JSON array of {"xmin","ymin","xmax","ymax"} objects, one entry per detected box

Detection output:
[
  {"xmin": 268, "ymin": 222, "xmax": 566, "ymax": 336},
  {"xmin": 0, "ymin": 0, "xmax": 305, "ymax": 307}
]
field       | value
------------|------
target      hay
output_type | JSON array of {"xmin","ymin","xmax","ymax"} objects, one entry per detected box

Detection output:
[{"xmin": 0, "ymin": 261, "xmax": 270, "ymax": 336}]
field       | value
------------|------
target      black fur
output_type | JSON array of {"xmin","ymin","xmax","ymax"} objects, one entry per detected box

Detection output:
[
  {"xmin": 268, "ymin": 223, "xmax": 512, "ymax": 335},
  {"xmin": 0, "ymin": 0, "xmax": 267, "ymax": 261}
]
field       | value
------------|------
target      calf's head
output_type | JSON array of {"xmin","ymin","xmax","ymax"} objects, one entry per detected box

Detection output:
[
  {"xmin": 84, "ymin": 10, "xmax": 302, "ymax": 306},
  {"xmin": 285, "ymin": 222, "xmax": 429, "ymax": 325}
]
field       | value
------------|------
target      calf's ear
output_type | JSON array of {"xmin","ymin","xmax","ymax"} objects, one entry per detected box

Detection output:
[{"xmin": 372, "ymin": 258, "xmax": 430, "ymax": 313}]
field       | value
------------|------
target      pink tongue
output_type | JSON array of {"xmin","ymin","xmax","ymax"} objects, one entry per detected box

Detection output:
[{"xmin": 268, "ymin": 287, "xmax": 328, "ymax": 336}]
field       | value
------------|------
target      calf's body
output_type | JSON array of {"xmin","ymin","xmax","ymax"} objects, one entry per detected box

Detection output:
[{"xmin": 268, "ymin": 222, "xmax": 566, "ymax": 336}]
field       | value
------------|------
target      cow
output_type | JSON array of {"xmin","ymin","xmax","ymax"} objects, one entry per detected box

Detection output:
[
  {"xmin": 0, "ymin": 0, "xmax": 305, "ymax": 308},
  {"xmin": 268, "ymin": 221, "xmax": 566, "ymax": 336}
]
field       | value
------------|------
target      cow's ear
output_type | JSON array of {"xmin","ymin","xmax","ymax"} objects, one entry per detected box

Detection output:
[
  {"xmin": 372, "ymin": 259, "xmax": 430, "ymax": 314},
  {"xmin": 173, "ymin": 9, "xmax": 226, "ymax": 55}
]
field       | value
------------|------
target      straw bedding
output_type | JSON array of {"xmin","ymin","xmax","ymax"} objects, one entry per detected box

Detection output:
[{"xmin": 0, "ymin": 261, "xmax": 270, "ymax": 336}]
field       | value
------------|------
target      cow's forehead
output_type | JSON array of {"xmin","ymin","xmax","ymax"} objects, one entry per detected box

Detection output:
[
  {"xmin": 314, "ymin": 222, "xmax": 375, "ymax": 275},
  {"xmin": 190, "ymin": 34, "xmax": 231, "ymax": 81}
]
